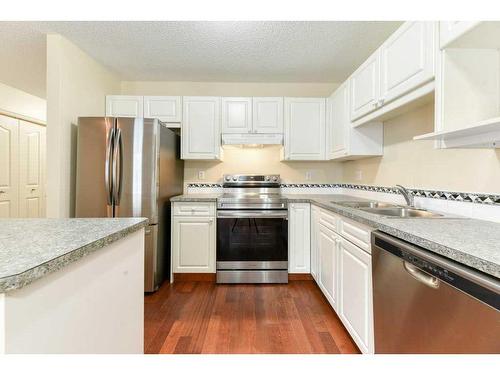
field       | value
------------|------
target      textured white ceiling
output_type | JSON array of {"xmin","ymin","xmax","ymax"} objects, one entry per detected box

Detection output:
[{"xmin": 0, "ymin": 21, "xmax": 402, "ymax": 98}]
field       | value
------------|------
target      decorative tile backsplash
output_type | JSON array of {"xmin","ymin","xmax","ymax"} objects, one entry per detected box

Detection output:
[{"xmin": 187, "ymin": 182, "xmax": 500, "ymax": 205}]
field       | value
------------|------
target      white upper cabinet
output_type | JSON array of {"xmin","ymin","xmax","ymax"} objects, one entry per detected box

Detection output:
[
  {"xmin": 144, "ymin": 96, "xmax": 182, "ymax": 123},
  {"xmin": 380, "ymin": 22, "xmax": 435, "ymax": 104},
  {"xmin": 349, "ymin": 50, "xmax": 381, "ymax": 121},
  {"xmin": 328, "ymin": 83, "xmax": 349, "ymax": 159},
  {"xmin": 106, "ymin": 95, "xmax": 143, "ymax": 118},
  {"xmin": 283, "ymin": 98, "xmax": 326, "ymax": 160},
  {"xmin": 182, "ymin": 96, "xmax": 221, "ymax": 160},
  {"xmin": 222, "ymin": 97, "xmax": 283, "ymax": 135},
  {"xmin": 252, "ymin": 97, "xmax": 284, "ymax": 133},
  {"xmin": 221, "ymin": 97, "xmax": 252, "ymax": 134},
  {"xmin": 439, "ymin": 21, "xmax": 480, "ymax": 49},
  {"xmin": 327, "ymin": 83, "xmax": 383, "ymax": 161}
]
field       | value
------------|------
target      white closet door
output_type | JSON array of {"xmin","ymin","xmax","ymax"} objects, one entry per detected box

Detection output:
[
  {"xmin": 0, "ymin": 115, "xmax": 19, "ymax": 218},
  {"xmin": 18, "ymin": 121, "xmax": 45, "ymax": 218}
]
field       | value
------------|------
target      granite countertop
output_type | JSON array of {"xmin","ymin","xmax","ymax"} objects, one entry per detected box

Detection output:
[
  {"xmin": 285, "ymin": 194, "xmax": 500, "ymax": 279},
  {"xmin": 170, "ymin": 194, "xmax": 221, "ymax": 202},
  {"xmin": 171, "ymin": 193, "xmax": 500, "ymax": 278},
  {"xmin": 0, "ymin": 218, "xmax": 148, "ymax": 293}
]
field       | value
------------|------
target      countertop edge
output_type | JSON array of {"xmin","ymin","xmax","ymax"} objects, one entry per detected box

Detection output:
[
  {"xmin": 0, "ymin": 219, "xmax": 148, "ymax": 293},
  {"xmin": 171, "ymin": 194, "xmax": 499, "ymax": 278},
  {"xmin": 290, "ymin": 198, "xmax": 500, "ymax": 279},
  {"xmin": 170, "ymin": 196, "xmax": 219, "ymax": 202}
]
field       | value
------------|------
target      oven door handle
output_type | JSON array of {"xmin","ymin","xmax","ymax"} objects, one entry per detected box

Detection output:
[{"xmin": 217, "ymin": 210, "xmax": 288, "ymax": 219}]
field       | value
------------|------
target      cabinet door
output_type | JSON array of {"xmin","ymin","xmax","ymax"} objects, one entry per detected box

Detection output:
[
  {"xmin": 0, "ymin": 115, "xmax": 19, "ymax": 218},
  {"xmin": 144, "ymin": 96, "xmax": 182, "ymax": 123},
  {"xmin": 328, "ymin": 83, "xmax": 350, "ymax": 159},
  {"xmin": 310, "ymin": 205, "xmax": 320, "ymax": 281},
  {"xmin": 288, "ymin": 203, "xmax": 311, "ymax": 273},
  {"xmin": 350, "ymin": 51, "xmax": 380, "ymax": 121},
  {"xmin": 439, "ymin": 21, "xmax": 480, "ymax": 49},
  {"xmin": 380, "ymin": 22, "xmax": 435, "ymax": 105},
  {"xmin": 284, "ymin": 98, "xmax": 326, "ymax": 160},
  {"xmin": 182, "ymin": 96, "xmax": 221, "ymax": 160},
  {"xmin": 318, "ymin": 224, "xmax": 339, "ymax": 311},
  {"xmin": 18, "ymin": 121, "xmax": 45, "ymax": 218},
  {"xmin": 339, "ymin": 238, "xmax": 374, "ymax": 354},
  {"xmin": 172, "ymin": 216, "xmax": 216, "ymax": 273},
  {"xmin": 253, "ymin": 97, "xmax": 284, "ymax": 133},
  {"xmin": 105, "ymin": 95, "xmax": 143, "ymax": 117},
  {"xmin": 221, "ymin": 97, "xmax": 252, "ymax": 134}
]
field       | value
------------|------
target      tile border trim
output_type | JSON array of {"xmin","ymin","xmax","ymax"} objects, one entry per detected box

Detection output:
[{"xmin": 187, "ymin": 183, "xmax": 500, "ymax": 205}]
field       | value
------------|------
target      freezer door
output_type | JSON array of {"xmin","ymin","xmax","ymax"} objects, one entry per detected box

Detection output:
[
  {"xmin": 113, "ymin": 118, "xmax": 158, "ymax": 222},
  {"xmin": 75, "ymin": 117, "xmax": 115, "ymax": 218}
]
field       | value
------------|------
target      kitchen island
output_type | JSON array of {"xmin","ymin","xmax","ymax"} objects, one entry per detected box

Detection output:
[{"xmin": 0, "ymin": 218, "xmax": 147, "ymax": 354}]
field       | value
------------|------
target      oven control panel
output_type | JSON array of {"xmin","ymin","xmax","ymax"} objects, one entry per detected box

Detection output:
[{"xmin": 223, "ymin": 174, "xmax": 281, "ymax": 184}]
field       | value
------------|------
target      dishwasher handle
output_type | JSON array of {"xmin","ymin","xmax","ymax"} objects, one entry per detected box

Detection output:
[{"xmin": 403, "ymin": 261, "xmax": 440, "ymax": 289}]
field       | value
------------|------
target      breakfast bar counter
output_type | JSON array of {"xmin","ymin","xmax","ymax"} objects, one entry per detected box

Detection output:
[{"xmin": 0, "ymin": 218, "xmax": 147, "ymax": 354}]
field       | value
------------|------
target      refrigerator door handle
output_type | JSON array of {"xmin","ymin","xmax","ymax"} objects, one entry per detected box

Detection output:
[
  {"xmin": 112, "ymin": 127, "xmax": 123, "ymax": 206},
  {"xmin": 105, "ymin": 127, "xmax": 115, "ymax": 206}
]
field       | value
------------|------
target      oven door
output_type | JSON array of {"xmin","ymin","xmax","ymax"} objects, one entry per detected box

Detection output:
[{"xmin": 216, "ymin": 210, "xmax": 288, "ymax": 270}]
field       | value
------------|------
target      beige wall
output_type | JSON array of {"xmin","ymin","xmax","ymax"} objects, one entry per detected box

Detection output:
[
  {"xmin": 46, "ymin": 34, "xmax": 121, "ymax": 218},
  {"xmin": 122, "ymin": 80, "xmax": 341, "ymax": 188},
  {"xmin": 343, "ymin": 103, "xmax": 500, "ymax": 194},
  {"xmin": 185, "ymin": 145, "xmax": 343, "ymax": 185},
  {"xmin": 0, "ymin": 82, "xmax": 46, "ymax": 123}
]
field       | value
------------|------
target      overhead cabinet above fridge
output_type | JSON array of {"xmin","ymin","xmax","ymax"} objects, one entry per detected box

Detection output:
[{"xmin": 106, "ymin": 95, "xmax": 182, "ymax": 127}]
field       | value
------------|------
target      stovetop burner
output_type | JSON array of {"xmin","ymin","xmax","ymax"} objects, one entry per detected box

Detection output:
[{"xmin": 217, "ymin": 174, "xmax": 287, "ymax": 210}]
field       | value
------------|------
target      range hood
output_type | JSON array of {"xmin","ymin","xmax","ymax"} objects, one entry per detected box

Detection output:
[{"xmin": 221, "ymin": 133, "xmax": 283, "ymax": 146}]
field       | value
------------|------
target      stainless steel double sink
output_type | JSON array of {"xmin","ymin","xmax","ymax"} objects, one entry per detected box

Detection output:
[{"xmin": 335, "ymin": 200, "xmax": 445, "ymax": 218}]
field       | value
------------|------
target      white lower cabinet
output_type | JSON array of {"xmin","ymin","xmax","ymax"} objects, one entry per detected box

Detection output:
[
  {"xmin": 338, "ymin": 238, "xmax": 374, "ymax": 354},
  {"xmin": 310, "ymin": 205, "xmax": 320, "ymax": 281},
  {"xmin": 318, "ymin": 223, "xmax": 339, "ymax": 310},
  {"xmin": 172, "ymin": 203, "xmax": 216, "ymax": 273},
  {"xmin": 310, "ymin": 204, "xmax": 374, "ymax": 354},
  {"xmin": 288, "ymin": 203, "xmax": 311, "ymax": 273}
]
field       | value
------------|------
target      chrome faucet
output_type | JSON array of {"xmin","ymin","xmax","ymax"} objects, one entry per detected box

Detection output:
[{"xmin": 395, "ymin": 185, "xmax": 414, "ymax": 207}]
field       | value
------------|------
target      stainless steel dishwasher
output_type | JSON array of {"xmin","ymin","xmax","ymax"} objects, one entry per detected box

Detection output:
[{"xmin": 371, "ymin": 231, "xmax": 500, "ymax": 354}]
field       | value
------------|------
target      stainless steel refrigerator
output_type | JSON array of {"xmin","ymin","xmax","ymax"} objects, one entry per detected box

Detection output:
[{"xmin": 75, "ymin": 117, "xmax": 184, "ymax": 292}]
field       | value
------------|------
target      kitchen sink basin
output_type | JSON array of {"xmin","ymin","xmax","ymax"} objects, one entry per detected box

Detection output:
[
  {"xmin": 360, "ymin": 207, "xmax": 445, "ymax": 218},
  {"xmin": 335, "ymin": 201, "xmax": 398, "ymax": 209}
]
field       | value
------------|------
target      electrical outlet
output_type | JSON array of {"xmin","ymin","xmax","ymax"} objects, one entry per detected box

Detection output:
[
  {"xmin": 355, "ymin": 170, "xmax": 363, "ymax": 181},
  {"xmin": 305, "ymin": 171, "xmax": 312, "ymax": 181},
  {"xmin": 198, "ymin": 171, "xmax": 205, "ymax": 180}
]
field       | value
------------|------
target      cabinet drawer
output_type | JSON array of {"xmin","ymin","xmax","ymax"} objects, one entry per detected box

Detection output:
[
  {"xmin": 319, "ymin": 208, "xmax": 338, "ymax": 232},
  {"xmin": 173, "ymin": 202, "xmax": 215, "ymax": 217},
  {"xmin": 339, "ymin": 217, "xmax": 372, "ymax": 253}
]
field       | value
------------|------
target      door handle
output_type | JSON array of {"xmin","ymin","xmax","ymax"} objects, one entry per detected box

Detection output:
[
  {"xmin": 105, "ymin": 127, "xmax": 115, "ymax": 206},
  {"xmin": 112, "ymin": 128, "xmax": 123, "ymax": 206},
  {"xmin": 403, "ymin": 261, "xmax": 440, "ymax": 289}
]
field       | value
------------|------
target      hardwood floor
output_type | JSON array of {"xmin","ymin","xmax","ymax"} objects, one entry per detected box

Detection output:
[{"xmin": 144, "ymin": 280, "xmax": 360, "ymax": 354}]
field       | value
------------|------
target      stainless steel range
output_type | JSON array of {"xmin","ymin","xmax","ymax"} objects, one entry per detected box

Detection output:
[{"xmin": 216, "ymin": 174, "xmax": 288, "ymax": 284}]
